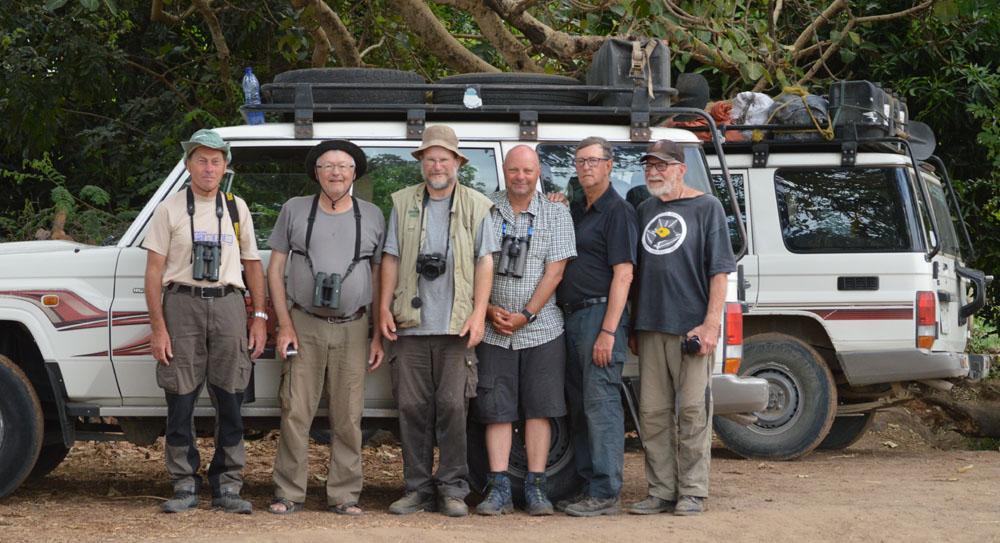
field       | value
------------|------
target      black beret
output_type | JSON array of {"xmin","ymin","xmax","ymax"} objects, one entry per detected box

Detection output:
[{"xmin": 305, "ymin": 140, "xmax": 367, "ymax": 181}]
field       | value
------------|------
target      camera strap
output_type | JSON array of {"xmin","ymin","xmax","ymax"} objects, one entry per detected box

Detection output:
[
  {"xmin": 419, "ymin": 189, "xmax": 455, "ymax": 260},
  {"xmin": 186, "ymin": 186, "xmax": 224, "ymax": 263},
  {"xmin": 294, "ymin": 193, "xmax": 366, "ymax": 280}
]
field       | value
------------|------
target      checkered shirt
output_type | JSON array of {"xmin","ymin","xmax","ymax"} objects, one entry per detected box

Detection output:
[{"xmin": 484, "ymin": 191, "xmax": 577, "ymax": 350}]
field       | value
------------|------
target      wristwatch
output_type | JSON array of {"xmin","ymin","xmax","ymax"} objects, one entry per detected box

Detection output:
[
  {"xmin": 252, "ymin": 311, "xmax": 269, "ymax": 321},
  {"xmin": 520, "ymin": 308, "xmax": 537, "ymax": 323}
]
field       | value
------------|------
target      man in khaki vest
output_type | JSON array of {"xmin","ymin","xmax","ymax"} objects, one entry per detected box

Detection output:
[{"xmin": 379, "ymin": 125, "xmax": 497, "ymax": 517}]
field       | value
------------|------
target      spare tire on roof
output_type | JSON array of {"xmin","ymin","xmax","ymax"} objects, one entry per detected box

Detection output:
[
  {"xmin": 432, "ymin": 72, "xmax": 587, "ymax": 107},
  {"xmin": 263, "ymin": 68, "xmax": 426, "ymax": 105}
]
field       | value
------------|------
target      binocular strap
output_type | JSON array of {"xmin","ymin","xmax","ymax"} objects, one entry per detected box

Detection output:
[
  {"xmin": 292, "ymin": 193, "xmax": 367, "ymax": 282},
  {"xmin": 186, "ymin": 186, "xmax": 224, "ymax": 263}
]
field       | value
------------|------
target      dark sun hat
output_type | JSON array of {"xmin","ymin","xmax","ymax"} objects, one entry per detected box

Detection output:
[{"xmin": 305, "ymin": 140, "xmax": 368, "ymax": 181}]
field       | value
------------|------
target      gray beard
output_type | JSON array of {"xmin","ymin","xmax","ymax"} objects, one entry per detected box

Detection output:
[
  {"xmin": 646, "ymin": 181, "xmax": 673, "ymax": 197},
  {"xmin": 428, "ymin": 178, "xmax": 453, "ymax": 190}
]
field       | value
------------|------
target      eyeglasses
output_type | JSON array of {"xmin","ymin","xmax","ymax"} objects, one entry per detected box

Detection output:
[
  {"xmin": 574, "ymin": 157, "xmax": 611, "ymax": 168},
  {"xmin": 315, "ymin": 163, "xmax": 355, "ymax": 173},
  {"xmin": 643, "ymin": 161, "xmax": 682, "ymax": 172}
]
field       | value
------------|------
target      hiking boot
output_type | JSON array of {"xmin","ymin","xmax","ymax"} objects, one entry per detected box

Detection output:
[
  {"xmin": 523, "ymin": 472, "xmax": 553, "ymax": 516},
  {"xmin": 554, "ymin": 491, "xmax": 587, "ymax": 513},
  {"xmin": 674, "ymin": 495, "xmax": 706, "ymax": 516},
  {"xmin": 439, "ymin": 496, "xmax": 469, "ymax": 517},
  {"xmin": 476, "ymin": 472, "xmax": 513, "ymax": 516},
  {"xmin": 389, "ymin": 491, "xmax": 435, "ymax": 515},
  {"xmin": 212, "ymin": 492, "xmax": 252, "ymax": 514},
  {"xmin": 564, "ymin": 496, "xmax": 621, "ymax": 517},
  {"xmin": 161, "ymin": 491, "xmax": 198, "ymax": 513},
  {"xmin": 627, "ymin": 495, "xmax": 676, "ymax": 515}
]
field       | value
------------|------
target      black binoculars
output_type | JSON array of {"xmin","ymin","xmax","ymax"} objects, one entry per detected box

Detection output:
[
  {"xmin": 497, "ymin": 235, "xmax": 529, "ymax": 278},
  {"xmin": 416, "ymin": 253, "xmax": 446, "ymax": 281},
  {"xmin": 312, "ymin": 272, "xmax": 342, "ymax": 309},
  {"xmin": 192, "ymin": 241, "xmax": 221, "ymax": 282}
]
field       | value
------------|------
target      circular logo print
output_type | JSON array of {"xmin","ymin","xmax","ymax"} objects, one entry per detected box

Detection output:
[{"xmin": 642, "ymin": 211, "xmax": 687, "ymax": 255}]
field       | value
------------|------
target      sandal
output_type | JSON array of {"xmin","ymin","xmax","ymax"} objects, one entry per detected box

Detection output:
[
  {"xmin": 268, "ymin": 497, "xmax": 304, "ymax": 515},
  {"xmin": 329, "ymin": 502, "xmax": 363, "ymax": 516}
]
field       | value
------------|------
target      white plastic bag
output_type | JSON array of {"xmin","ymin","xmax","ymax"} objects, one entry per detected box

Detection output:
[{"xmin": 731, "ymin": 92, "xmax": 774, "ymax": 139}]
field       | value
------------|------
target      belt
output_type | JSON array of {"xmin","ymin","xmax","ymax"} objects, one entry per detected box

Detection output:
[
  {"xmin": 559, "ymin": 296, "xmax": 608, "ymax": 315},
  {"xmin": 296, "ymin": 305, "xmax": 366, "ymax": 324},
  {"xmin": 168, "ymin": 283, "xmax": 241, "ymax": 298}
]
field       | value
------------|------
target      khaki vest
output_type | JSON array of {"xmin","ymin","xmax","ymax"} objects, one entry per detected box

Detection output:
[{"xmin": 390, "ymin": 182, "xmax": 493, "ymax": 333}]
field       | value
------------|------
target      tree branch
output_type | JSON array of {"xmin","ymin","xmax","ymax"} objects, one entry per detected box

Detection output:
[
  {"xmin": 790, "ymin": 0, "xmax": 848, "ymax": 54},
  {"xmin": 359, "ymin": 36, "xmax": 386, "ymax": 60},
  {"xmin": 122, "ymin": 58, "xmax": 194, "ymax": 108},
  {"xmin": 310, "ymin": 27, "xmax": 332, "ymax": 67},
  {"xmin": 482, "ymin": 0, "xmax": 605, "ymax": 63},
  {"xmin": 797, "ymin": 19, "xmax": 856, "ymax": 85},
  {"xmin": 150, "ymin": 0, "xmax": 194, "ymax": 25},
  {"xmin": 190, "ymin": 0, "xmax": 231, "ymax": 91},
  {"xmin": 292, "ymin": 0, "xmax": 364, "ymax": 67},
  {"xmin": 854, "ymin": 0, "xmax": 935, "ymax": 23},
  {"xmin": 392, "ymin": 0, "xmax": 499, "ymax": 73},
  {"xmin": 440, "ymin": 0, "xmax": 543, "ymax": 72},
  {"xmin": 509, "ymin": 0, "xmax": 542, "ymax": 16}
]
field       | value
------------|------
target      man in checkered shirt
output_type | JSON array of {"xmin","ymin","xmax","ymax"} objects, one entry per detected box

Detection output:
[{"xmin": 474, "ymin": 145, "xmax": 576, "ymax": 517}]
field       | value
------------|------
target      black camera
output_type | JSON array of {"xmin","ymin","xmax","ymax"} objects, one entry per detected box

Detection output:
[
  {"xmin": 312, "ymin": 272, "xmax": 342, "ymax": 309},
  {"xmin": 192, "ymin": 241, "xmax": 221, "ymax": 282},
  {"xmin": 681, "ymin": 335, "xmax": 702, "ymax": 356},
  {"xmin": 416, "ymin": 253, "xmax": 446, "ymax": 281},
  {"xmin": 285, "ymin": 347, "xmax": 298, "ymax": 358},
  {"xmin": 497, "ymin": 235, "xmax": 529, "ymax": 278}
]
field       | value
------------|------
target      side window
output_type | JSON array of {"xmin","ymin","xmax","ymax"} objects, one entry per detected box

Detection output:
[
  {"xmin": 926, "ymin": 181, "xmax": 961, "ymax": 257},
  {"xmin": 711, "ymin": 172, "xmax": 746, "ymax": 255},
  {"xmin": 774, "ymin": 167, "xmax": 922, "ymax": 253},
  {"xmin": 225, "ymin": 145, "xmax": 500, "ymax": 249}
]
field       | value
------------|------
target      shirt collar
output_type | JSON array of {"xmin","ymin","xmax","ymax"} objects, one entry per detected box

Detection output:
[
  {"xmin": 493, "ymin": 190, "xmax": 540, "ymax": 222},
  {"xmin": 589, "ymin": 184, "xmax": 618, "ymax": 213}
]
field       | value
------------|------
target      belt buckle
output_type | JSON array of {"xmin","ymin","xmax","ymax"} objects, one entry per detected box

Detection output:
[{"xmin": 199, "ymin": 287, "xmax": 216, "ymax": 299}]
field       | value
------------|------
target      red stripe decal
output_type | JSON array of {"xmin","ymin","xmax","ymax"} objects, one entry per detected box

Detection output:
[{"xmin": 808, "ymin": 308, "xmax": 912, "ymax": 320}]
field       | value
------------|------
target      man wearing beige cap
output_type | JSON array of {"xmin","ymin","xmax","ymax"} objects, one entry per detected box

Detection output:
[
  {"xmin": 627, "ymin": 139, "xmax": 736, "ymax": 516},
  {"xmin": 379, "ymin": 125, "xmax": 497, "ymax": 517}
]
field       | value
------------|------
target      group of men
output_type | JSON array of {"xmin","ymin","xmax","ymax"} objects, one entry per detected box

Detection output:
[{"xmin": 143, "ymin": 125, "xmax": 735, "ymax": 518}]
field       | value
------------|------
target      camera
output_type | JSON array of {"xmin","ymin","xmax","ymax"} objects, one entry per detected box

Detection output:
[
  {"xmin": 312, "ymin": 272, "xmax": 342, "ymax": 309},
  {"xmin": 497, "ymin": 235, "xmax": 529, "ymax": 278},
  {"xmin": 285, "ymin": 347, "xmax": 298, "ymax": 358},
  {"xmin": 416, "ymin": 253, "xmax": 446, "ymax": 281},
  {"xmin": 681, "ymin": 335, "xmax": 702, "ymax": 356},
  {"xmin": 192, "ymin": 240, "xmax": 221, "ymax": 282}
]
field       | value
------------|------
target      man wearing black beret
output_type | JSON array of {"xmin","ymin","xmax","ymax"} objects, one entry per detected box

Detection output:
[{"xmin": 266, "ymin": 139, "xmax": 386, "ymax": 516}]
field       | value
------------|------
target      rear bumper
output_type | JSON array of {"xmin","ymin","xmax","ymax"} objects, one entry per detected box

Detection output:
[
  {"xmin": 968, "ymin": 354, "xmax": 992, "ymax": 381},
  {"xmin": 712, "ymin": 374, "xmax": 770, "ymax": 415},
  {"xmin": 839, "ymin": 349, "xmax": 969, "ymax": 386}
]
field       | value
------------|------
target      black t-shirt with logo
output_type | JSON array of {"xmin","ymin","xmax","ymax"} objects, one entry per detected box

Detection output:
[{"xmin": 632, "ymin": 194, "xmax": 737, "ymax": 336}]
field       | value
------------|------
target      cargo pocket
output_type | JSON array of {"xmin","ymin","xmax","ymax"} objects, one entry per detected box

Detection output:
[
  {"xmin": 464, "ymin": 351, "xmax": 479, "ymax": 399},
  {"xmin": 279, "ymin": 359, "xmax": 293, "ymax": 411},
  {"xmin": 156, "ymin": 335, "xmax": 197, "ymax": 395},
  {"xmin": 207, "ymin": 335, "xmax": 250, "ymax": 394}
]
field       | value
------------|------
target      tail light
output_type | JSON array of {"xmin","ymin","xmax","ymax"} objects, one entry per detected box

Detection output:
[
  {"xmin": 916, "ymin": 290, "xmax": 937, "ymax": 349},
  {"xmin": 723, "ymin": 302, "xmax": 743, "ymax": 374}
]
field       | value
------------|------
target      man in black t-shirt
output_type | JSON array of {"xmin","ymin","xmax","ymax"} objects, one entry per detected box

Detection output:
[{"xmin": 626, "ymin": 140, "xmax": 736, "ymax": 517}]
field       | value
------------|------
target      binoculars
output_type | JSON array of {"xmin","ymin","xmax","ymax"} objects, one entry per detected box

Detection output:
[
  {"xmin": 416, "ymin": 253, "xmax": 446, "ymax": 281},
  {"xmin": 312, "ymin": 272, "xmax": 342, "ymax": 309},
  {"xmin": 192, "ymin": 241, "xmax": 221, "ymax": 282},
  {"xmin": 497, "ymin": 235, "xmax": 529, "ymax": 278}
]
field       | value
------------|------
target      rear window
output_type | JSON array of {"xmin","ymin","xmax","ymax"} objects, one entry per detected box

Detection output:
[
  {"xmin": 775, "ymin": 167, "xmax": 922, "ymax": 253},
  {"xmin": 711, "ymin": 172, "xmax": 746, "ymax": 255}
]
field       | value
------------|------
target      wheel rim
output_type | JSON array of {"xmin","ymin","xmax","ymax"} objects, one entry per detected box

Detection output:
[
  {"xmin": 0, "ymin": 405, "xmax": 5, "ymax": 448},
  {"xmin": 506, "ymin": 418, "xmax": 573, "ymax": 479},
  {"xmin": 749, "ymin": 363, "xmax": 803, "ymax": 434}
]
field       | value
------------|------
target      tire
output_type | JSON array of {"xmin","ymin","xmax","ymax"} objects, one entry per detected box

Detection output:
[
  {"xmin": 0, "ymin": 354, "xmax": 44, "ymax": 498},
  {"xmin": 265, "ymin": 68, "xmax": 426, "ymax": 105},
  {"xmin": 817, "ymin": 411, "xmax": 875, "ymax": 450},
  {"xmin": 467, "ymin": 416, "xmax": 582, "ymax": 506},
  {"xmin": 714, "ymin": 333, "xmax": 837, "ymax": 460},
  {"xmin": 28, "ymin": 443, "xmax": 70, "ymax": 480},
  {"xmin": 432, "ymin": 72, "xmax": 587, "ymax": 107}
]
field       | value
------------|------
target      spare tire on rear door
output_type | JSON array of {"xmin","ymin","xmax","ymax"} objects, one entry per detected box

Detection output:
[
  {"xmin": 432, "ymin": 72, "xmax": 587, "ymax": 107},
  {"xmin": 263, "ymin": 68, "xmax": 426, "ymax": 105}
]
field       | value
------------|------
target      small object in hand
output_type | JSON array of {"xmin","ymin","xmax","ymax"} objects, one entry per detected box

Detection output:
[
  {"xmin": 681, "ymin": 336, "xmax": 702, "ymax": 355},
  {"xmin": 285, "ymin": 347, "xmax": 298, "ymax": 358}
]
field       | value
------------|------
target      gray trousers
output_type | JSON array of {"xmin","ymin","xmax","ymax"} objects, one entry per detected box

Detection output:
[
  {"xmin": 391, "ymin": 335, "xmax": 478, "ymax": 499},
  {"xmin": 637, "ymin": 331, "xmax": 713, "ymax": 499}
]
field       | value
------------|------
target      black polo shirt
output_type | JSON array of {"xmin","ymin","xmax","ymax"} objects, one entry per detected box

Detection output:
[{"xmin": 557, "ymin": 184, "xmax": 639, "ymax": 305}]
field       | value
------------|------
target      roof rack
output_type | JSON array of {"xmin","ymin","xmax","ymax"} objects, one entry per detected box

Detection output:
[{"xmin": 241, "ymin": 81, "xmax": 680, "ymax": 141}]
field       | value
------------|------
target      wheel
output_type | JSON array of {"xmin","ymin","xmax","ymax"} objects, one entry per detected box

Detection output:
[
  {"xmin": 28, "ymin": 443, "xmax": 70, "ymax": 480},
  {"xmin": 817, "ymin": 411, "xmax": 875, "ymax": 450},
  {"xmin": 714, "ymin": 333, "xmax": 837, "ymax": 460},
  {"xmin": 432, "ymin": 72, "xmax": 588, "ymax": 107},
  {"xmin": 265, "ymin": 68, "xmax": 426, "ymax": 106},
  {"xmin": 467, "ymin": 416, "xmax": 582, "ymax": 506},
  {"xmin": 0, "ymin": 354, "xmax": 44, "ymax": 498}
]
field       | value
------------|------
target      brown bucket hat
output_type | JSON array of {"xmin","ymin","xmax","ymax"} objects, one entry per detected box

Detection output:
[
  {"xmin": 411, "ymin": 125, "xmax": 469, "ymax": 165},
  {"xmin": 639, "ymin": 139, "xmax": 685, "ymax": 164}
]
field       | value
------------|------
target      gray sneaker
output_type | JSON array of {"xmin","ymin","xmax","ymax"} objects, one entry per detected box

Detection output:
[
  {"xmin": 627, "ymin": 495, "xmax": 676, "ymax": 515},
  {"xmin": 564, "ymin": 496, "xmax": 621, "ymax": 517},
  {"xmin": 439, "ymin": 496, "xmax": 469, "ymax": 517},
  {"xmin": 161, "ymin": 491, "xmax": 198, "ymax": 513},
  {"xmin": 212, "ymin": 492, "xmax": 252, "ymax": 514},
  {"xmin": 554, "ymin": 492, "xmax": 587, "ymax": 513},
  {"xmin": 674, "ymin": 495, "xmax": 706, "ymax": 516},
  {"xmin": 389, "ymin": 492, "xmax": 436, "ymax": 515}
]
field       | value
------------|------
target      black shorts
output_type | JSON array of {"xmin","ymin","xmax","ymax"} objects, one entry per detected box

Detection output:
[{"xmin": 473, "ymin": 334, "xmax": 567, "ymax": 423}]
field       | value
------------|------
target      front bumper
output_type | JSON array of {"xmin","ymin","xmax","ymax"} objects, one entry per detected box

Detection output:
[
  {"xmin": 712, "ymin": 374, "xmax": 770, "ymax": 415},
  {"xmin": 839, "ymin": 349, "xmax": 970, "ymax": 386}
]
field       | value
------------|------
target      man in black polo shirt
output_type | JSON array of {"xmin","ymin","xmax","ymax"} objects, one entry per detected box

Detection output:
[{"xmin": 556, "ymin": 136, "xmax": 638, "ymax": 517}]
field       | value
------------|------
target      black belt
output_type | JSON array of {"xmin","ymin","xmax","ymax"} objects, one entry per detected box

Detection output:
[
  {"xmin": 296, "ymin": 304, "xmax": 366, "ymax": 324},
  {"xmin": 559, "ymin": 296, "xmax": 608, "ymax": 315},
  {"xmin": 168, "ymin": 283, "xmax": 241, "ymax": 298}
]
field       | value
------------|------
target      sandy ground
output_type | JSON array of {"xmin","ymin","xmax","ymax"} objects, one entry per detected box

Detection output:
[{"xmin": 1, "ymin": 412, "xmax": 998, "ymax": 543}]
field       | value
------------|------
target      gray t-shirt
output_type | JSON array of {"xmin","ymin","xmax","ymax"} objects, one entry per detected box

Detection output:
[
  {"xmin": 632, "ymin": 194, "xmax": 737, "ymax": 336},
  {"xmin": 268, "ymin": 195, "xmax": 385, "ymax": 318},
  {"xmin": 383, "ymin": 196, "xmax": 498, "ymax": 335}
]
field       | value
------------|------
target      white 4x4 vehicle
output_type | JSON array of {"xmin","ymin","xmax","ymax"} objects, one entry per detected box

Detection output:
[{"xmin": 0, "ymin": 69, "xmax": 768, "ymax": 499}]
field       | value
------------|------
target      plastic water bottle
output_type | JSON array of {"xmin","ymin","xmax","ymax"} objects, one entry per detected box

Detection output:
[{"xmin": 241, "ymin": 67, "xmax": 265, "ymax": 125}]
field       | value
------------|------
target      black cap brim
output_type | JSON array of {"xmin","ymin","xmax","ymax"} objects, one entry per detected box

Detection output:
[{"xmin": 305, "ymin": 140, "xmax": 368, "ymax": 181}]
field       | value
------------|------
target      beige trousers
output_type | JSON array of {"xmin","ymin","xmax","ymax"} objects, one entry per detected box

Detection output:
[
  {"xmin": 637, "ymin": 330, "xmax": 713, "ymax": 499},
  {"xmin": 272, "ymin": 307, "xmax": 369, "ymax": 505}
]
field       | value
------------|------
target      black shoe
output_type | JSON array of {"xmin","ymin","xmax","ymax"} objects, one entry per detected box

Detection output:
[
  {"xmin": 212, "ymin": 492, "xmax": 252, "ymax": 514},
  {"xmin": 554, "ymin": 491, "xmax": 587, "ymax": 513},
  {"xmin": 161, "ymin": 491, "xmax": 198, "ymax": 513},
  {"xmin": 388, "ymin": 492, "xmax": 435, "ymax": 515},
  {"xmin": 564, "ymin": 496, "xmax": 621, "ymax": 517},
  {"xmin": 627, "ymin": 495, "xmax": 676, "ymax": 515}
]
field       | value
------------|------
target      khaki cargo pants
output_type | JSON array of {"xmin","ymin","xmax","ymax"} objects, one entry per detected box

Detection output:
[{"xmin": 637, "ymin": 330, "xmax": 713, "ymax": 499}]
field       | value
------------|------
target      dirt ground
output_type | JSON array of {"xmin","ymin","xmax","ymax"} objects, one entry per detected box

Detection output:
[{"xmin": 2, "ymin": 409, "xmax": 998, "ymax": 543}]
